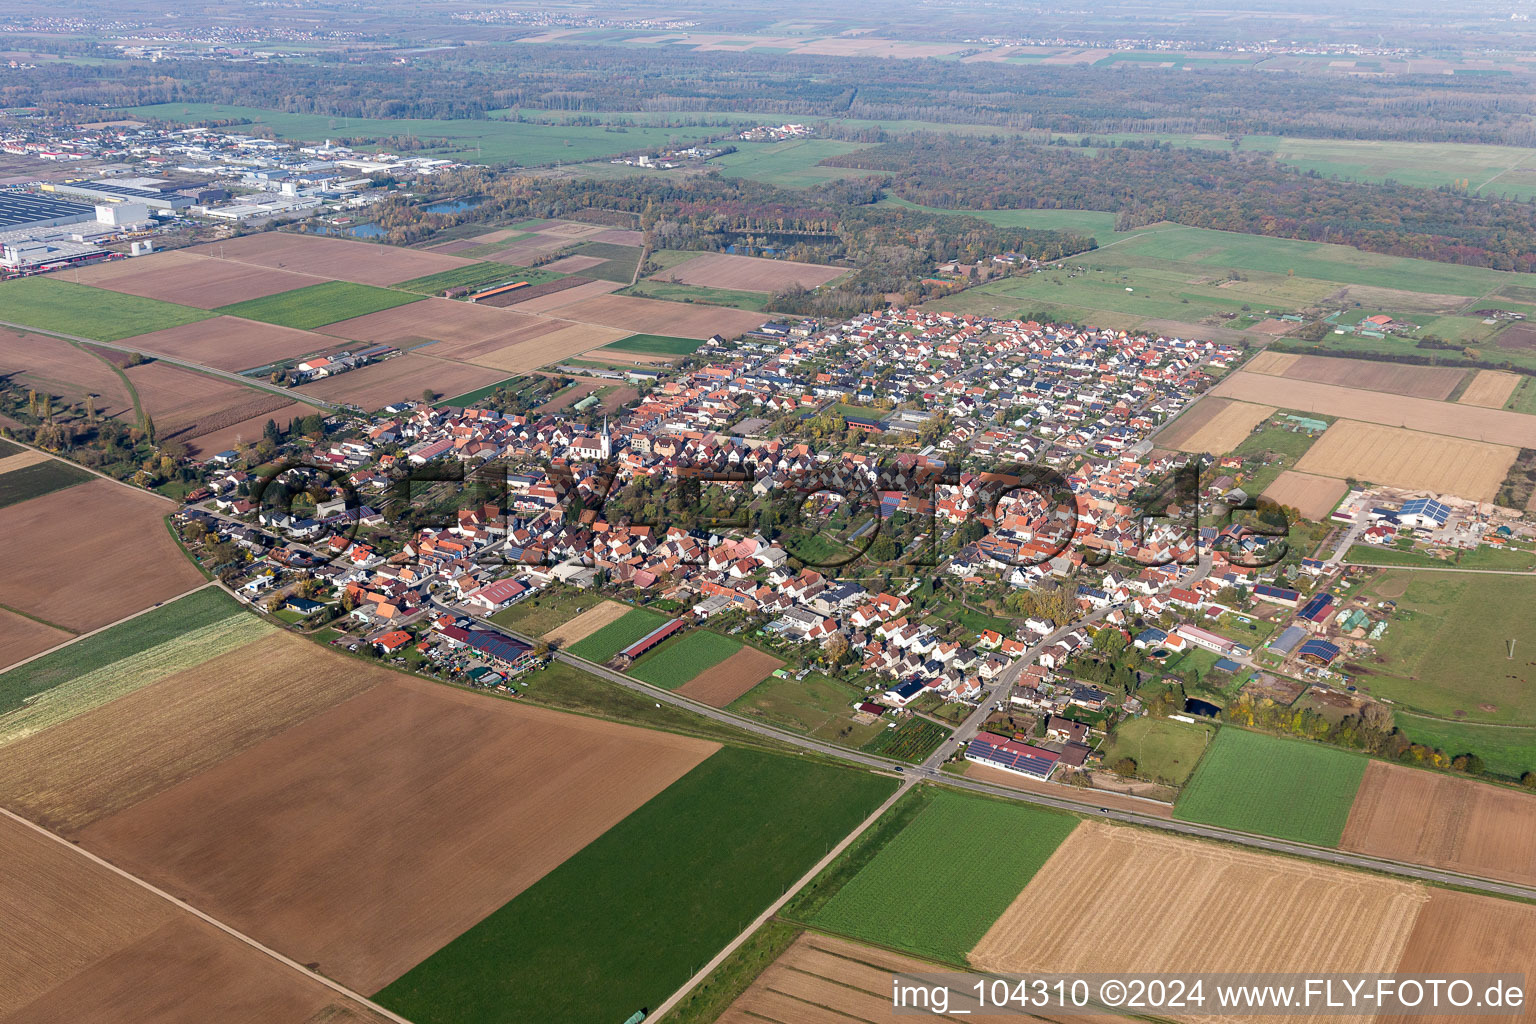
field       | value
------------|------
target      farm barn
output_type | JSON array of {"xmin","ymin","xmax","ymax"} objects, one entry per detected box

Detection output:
[
  {"xmin": 965, "ymin": 732, "xmax": 1060, "ymax": 780},
  {"xmin": 614, "ymin": 617, "xmax": 686, "ymax": 666}
]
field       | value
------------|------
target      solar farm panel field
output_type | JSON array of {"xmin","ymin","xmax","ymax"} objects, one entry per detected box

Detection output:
[{"xmin": 1174, "ymin": 727, "xmax": 1368, "ymax": 846}]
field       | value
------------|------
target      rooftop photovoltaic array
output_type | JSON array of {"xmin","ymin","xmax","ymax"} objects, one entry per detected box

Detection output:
[{"xmin": 0, "ymin": 191, "xmax": 95, "ymax": 230}]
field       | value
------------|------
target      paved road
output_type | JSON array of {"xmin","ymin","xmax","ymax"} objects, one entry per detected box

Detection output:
[
  {"xmin": 0, "ymin": 319, "xmax": 345, "ymax": 413},
  {"xmin": 447, "ymin": 596, "xmax": 1536, "ymax": 902}
]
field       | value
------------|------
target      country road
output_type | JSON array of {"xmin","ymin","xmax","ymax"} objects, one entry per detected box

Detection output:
[{"xmin": 0, "ymin": 319, "xmax": 346, "ymax": 413}]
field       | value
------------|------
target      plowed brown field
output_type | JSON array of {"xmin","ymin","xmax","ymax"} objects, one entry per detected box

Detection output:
[
  {"xmin": 651, "ymin": 252, "xmax": 847, "ymax": 292},
  {"xmin": 0, "ymin": 631, "xmax": 383, "ymax": 832},
  {"xmin": 1262, "ymin": 470, "xmax": 1348, "ymax": 520},
  {"xmin": 971, "ymin": 822, "xmax": 1425, "ymax": 1024},
  {"xmin": 0, "ymin": 609, "xmax": 70, "ymax": 672},
  {"xmin": 189, "ymin": 399, "xmax": 324, "ymax": 457},
  {"xmin": 1246, "ymin": 354, "xmax": 1466, "ymax": 400},
  {"xmin": 318, "ymin": 296, "xmax": 534, "ymax": 349},
  {"xmin": 125, "ymin": 361, "xmax": 294, "ymax": 444},
  {"xmin": 188, "ymin": 234, "xmax": 474, "ymax": 287},
  {"xmin": 120, "ymin": 316, "xmax": 334, "ymax": 371},
  {"xmin": 1212, "ymin": 372, "xmax": 1536, "ymax": 446},
  {"xmin": 1295, "ymin": 420, "xmax": 1515, "ymax": 501},
  {"xmin": 0, "ymin": 479, "xmax": 202, "ymax": 632},
  {"xmin": 1381, "ymin": 890, "xmax": 1536, "ymax": 1024},
  {"xmin": 676, "ymin": 646, "xmax": 783, "ymax": 707},
  {"xmin": 77, "ymin": 675, "xmax": 718, "ymax": 993},
  {"xmin": 1460, "ymin": 370, "xmax": 1521, "ymax": 409},
  {"xmin": 1341, "ymin": 761, "xmax": 1536, "ymax": 888},
  {"xmin": 295, "ymin": 354, "xmax": 507, "ymax": 410},
  {"xmin": 72, "ymin": 251, "xmax": 322, "ymax": 308},
  {"xmin": 472, "ymin": 322, "xmax": 631, "ymax": 372},
  {"xmin": 0, "ymin": 328, "xmax": 134, "ymax": 419},
  {"xmin": 1168, "ymin": 400, "xmax": 1274, "ymax": 454},
  {"xmin": 0, "ymin": 814, "xmax": 373, "ymax": 1023},
  {"xmin": 505, "ymin": 278, "xmax": 624, "ymax": 313},
  {"xmin": 552, "ymin": 293, "xmax": 766, "ymax": 338}
]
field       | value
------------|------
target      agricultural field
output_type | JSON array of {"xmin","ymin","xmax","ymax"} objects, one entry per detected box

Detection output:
[
  {"xmin": 603, "ymin": 332, "xmax": 705, "ymax": 355},
  {"xmin": 0, "ymin": 328, "xmax": 134, "ymax": 420},
  {"xmin": 878, "ymin": 197, "xmax": 1122, "ymax": 239},
  {"xmin": 1342, "ymin": 761, "xmax": 1536, "ymax": 888},
  {"xmin": 66, "ymin": 665, "xmax": 717, "ymax": 994},
  {"xmin": 647, "ymin": 252, "xmax": 847, "ymax": 292},
  {"xmin": 709, "ymin": 138, "xmax": 876, "ymax": 188},
  {"xmin": 1357, "ymin": 572, "xmax": 1536, "ymax": 726},
  {"xmin": 187, "ymin": 232, "xmax": 475, "ymax": 287},
  {"xmin": 552, "ymin": 292, "xmax": 769, "ymax": 339},
  {"xmin": 1383, "ymin": 891, "xmax": 1536, "ymax": 1024},
  {"xmin": 502, "ymin": 278, "xmax": 625, "ymax": 313},
  {"xmin": 565, "ymin": 241, "xmax": 644, "ymax": 283},
  {"xmin": 117, "ymin": 317, "xmax": 335, "ymax": 373},
  {"xmin": 0, "ymin": 277, "xmax": 215, "ymax": 342},
  {"xmin": 1173, "ymin": 727, "xmax": 1368, "ymax": 846},
  {"xmin": 619, "ymin": 279, "xmax": 776, "ymax": 312},
  {"xmin": 215, "ymin": 281, "xmax": 422, "ymax": 330},
  {"xmin": 1098, "ymin": 715, "xmax": 1214, "ymax": 786},
  {"xmin": 124, "ymin": 361, "xmax": 296, "ymax": 451},
  {"xmin": 471, "ymin": 322, "xmax": 633, "ymax": 373},
  {"xmin": 1296, "ymin": 420, "xmax": 1516, "ymax": 501},
  {"xmin": 1167, "ymin": 399, "xmax": 1274, "ymax": 454},
  {"xmin": 1244, "ymin": 352, "xmax": 1468, "ymax": 400},
  {"xmin": 861, "ymin": 716, "xmax": 950, "ymax": 762},
  {"xmin": 0, "ymin": 479, "xmax": 206, "ymax": 633},
  {"xmin": 728, "ymin": 670, "xmax": 887, "ymax": 748},
  {"xmin": 1461, "ymin": 369, "xmax": 1523, "ymax": 408},
  {"xmin": 498, "ymin": 594, "xmax": 629, "ymax": 643},
  {"xmin": 374, "ymin": 746, "xmax": 897, "ymax": 1024},
  {"xmin": 804, "ymin": 787, "xmax": 1078, "ymax": 963},
  {"xmin": 1396, "ymin": 716, "xmax": 1536, "ymax": 783},
  {"xmin": 130, "ymin": 103, "xmax": 746, "ymax": 167},
  {"xmin": 0, "ymin": 814, "xmax": 380, "ymax": 1023},
  {"xmin": 296, "ymin": 353, "xmax": 508, "ymax": 411},
  {"xmin": 70, "ymin": 249, "xmax": 325, "ymax": 308},
  {"xmin": 971, "ymin": 821, "xmax": 1428, "ymax": 1004},
  {"xmin": 0, "ymin": 455, "xmax": 91, "ymax": 510},
  {"xmin": 1262, "ymin": 469, "xmax": 1347, "ymax": 520},
  {"xmin": 566, "ymin": 606, "xmax": 670, "ymax": 662},
  {"xmin": 628, "ymin": 630, "xmax": 743, "ymax": 688},
  {"xmin": 675, "ymin": 647, "xmax": 784, "ymax": 707},
  {"xmin": 391, "ymin": 262, "xmax": 560, "ymax": 295},
  {"xmin": 0, "ymin": 609, "xmax": 71, "ymax": 673}
]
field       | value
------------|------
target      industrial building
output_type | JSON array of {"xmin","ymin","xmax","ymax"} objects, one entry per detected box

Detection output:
[
  {"xmin": 0, "ymin": 190, "xmax": 97, "ymax": 231},
  {"xmin": 43, "ymin": 179, "xmax": 193, "ymax": 211}
]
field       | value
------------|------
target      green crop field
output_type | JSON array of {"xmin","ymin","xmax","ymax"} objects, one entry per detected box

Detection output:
[
  {"xmin": 709, "ymin": 139, "xmax": 877, "ymax": 188},
  {"xmin": 0, "ymin": 458, "xmax": 92, "ymax": 510},
  {"xmin": 879, "ymin": 197, "xmax": 1122, "ymax": 240},
  {"xmin": 391, "ymin": 262, "xmax": 562, "ymax": 295},
  {"xmin": 862, "ymin": 717, "xmax": 950, "ymax": 762},
  {"xmin": 0, "ymin": 277, "xmax": 215, "ymax": 342},
  {"xmin": 619, "ymin": 280, "xmax": 775, "ymax": 311},
  {"xmin": 374, "ymin": 746, "xmax": 897, "ymax": 1024},
  {"xmin": 569, "ymin": 242, "xmax": 644, "ymax": 283},
  {"xmin": 1355, "ymin": 572, "xmax": 1536, "ymax": 724},
  {"xmin": 1173, "ymin": 728, "xmax": 1367, "ymax": 846},
  {"xmin": 628, "ymin": 630, "xmax": 742, "ymax": 688},
  {"xmin": 215, "ymin": 281, "xmax": 422, "ymax": 330},
  {"xmin": 798, "ymin": 787, "xmax": 1078, "ymax": 963},
  {"xmin": 1395, "ymin": 714, "xmax": 1536, "ymax": 782},
  {"xmin": 127, "ymin": 103, "xmax": 741, "ymax": 167},
  {"xmin": 1099, "ymin": 716, "xmax": 1215, "ymax": 786},
  {"xmin": 567, "ymin": 607, "xmax": 670, "ymax": 662},
  {"xmin": 604, "ymin": 333, "xmax": 705, "ymax": 355},
  {"xmin": 0, "ymin": 587, "xmax": 241, "ymax": 717},
  {"xmin": 728, "ymin": 670, "xmax": 887, "ymax": 747}
]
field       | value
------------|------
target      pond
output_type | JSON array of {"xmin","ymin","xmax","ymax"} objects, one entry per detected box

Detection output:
[
  {"xmin": 314, "ymin": 221, "xmax": 387, "ymax": 238},
  {"xmin": 424, "ymin": 198, "xmax": 482, "ymax": 214},
  {"xmin": 1184, "ymin": 697, "xmax": 1221, "ymax": 718}
]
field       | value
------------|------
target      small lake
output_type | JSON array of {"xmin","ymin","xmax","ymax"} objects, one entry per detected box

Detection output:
[
  {"xmin": 1184, "ymin": 697, "xmax": 1221, "ymax": 718},
  {"xmin": 315, "ymin": 222, "xmax": 387, "ymax": 238},
  {"xmin": 424, "ymin": 198, "xmax": 482, "ymax": 214}
]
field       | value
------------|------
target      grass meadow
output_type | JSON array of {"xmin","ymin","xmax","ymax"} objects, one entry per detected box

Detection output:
[
  {"xmin": 373, "ymin": 746, "xmax": 897, "ymax": 1024},
  {"xmin": 1099, "ymin": 716, "xmax": 1215, "ymax": 787},
  {"xmin": 628, "ymin": 630, "xmax": 743, "ymax": 688},
  {"xmin": 1173, "ymin": 728, "xmax": 1367, "ymax": 846},
  {"xmin": 604, "ymin": 333, "xmax": 705, "ymax": 355},
  {"xmin": 709, "ymin": 138, "xmax": 876, "ymax": 188},
  {"xmin": 0, "ymin": 277, "xmax": 215, "ymax": 341},
  {"xmin": 567, "ymin": 607, "xmax": 670, "ymax": 662},
  {"xmin": 216, "ymin": 281, "xmax": 422, "ymax": 330},
  {"xmin": 793, "ymin": 786, "xmax": 1078, "ymax": 964}
]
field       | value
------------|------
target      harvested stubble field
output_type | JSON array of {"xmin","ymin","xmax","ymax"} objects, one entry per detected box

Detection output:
[
  {"xmin": 1261, "ymin": 469, "xmax": 1348, "ymax": 520},
  {"xmin": 1381, "ymin": 890, "xmax": 1536, "ymax": 1024},
  {"xmin": 0, "ymin": 479, "xmax": 204, "ymax": 632},
  {"xmin": 471, "ymin": 322, "xmax": 632, "ymax": 372},
  {"xmin": 0, "ymin": 609, "xmax": 271, "ymax": 754},
  {"xmin": 1167, "ymin": 399, "xmax": 1275, "ymax": 454},
  {"xmin": 971, "ymin": 822, "xmax": 1427, "ymax": 1024},
  {"xmin": 0, "ymin": 328, "xmax": 134, "ymax": 419},
  {"xmin": 72, "ymin": 250, "xmax": 323, "ymax": 308},
  {"xmin": 124, "ymin": 361, "xmax": 294, "ymax": 445},
  {"xmin": 189, "ymin": 233, "xmax": 475, "ymax": 287},
  {"xmin": 1460, "ymin": 369, "xmax": 1522, "ymax": 408},
  {"xmin": 501, "ymin": 277, "xmax": 623, "ymax": 312},
  {"xmin": 1341, "ymin": 761, "xmax": 1536, "ymax": 888},
  {"xmin": 296, "ymin": 353, "xmax": 507, "ymax": 411},
  {"xmin": 1155, "ymin": 397, "xmax": 1233, "ymax": 449},
  {"xmin": 539, "ymin": 599, "xmax": 631, "ymax": 645},
  {"xmin": 650, "ymin": 251, "xmax": 847, "ymax": 292},
  {"xmin": 118, "ymin": 316, "xmax": 335, "ymax": 372},
  {"xmin": 1213, "ymin": 371, "xmax": 1536, "ymax": 446},
  {"xmin": 676, "ymin": 646, "xmax": 783, "ymax": 707},
  {"xmin": 77, "ymin": 674, "xmax": 717, "ymax": 993},
  {"xmin": 0, "ymin": 609, "xmax": 71, "ymax": 672},
  {"xmin": 1295, "ymin": 420, "xmax": 1515, "ymax": 501},
  {"xmin": 1247, "ymin": 353, "xmax": 1467, "ymax": 400},
  {"xmin": 0, "ymin": 815, "xmax": 379, "ymax": 1024},
  {"xmin": 553, "ymin": 293, "xmax": 767, "ymax": 339}
]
